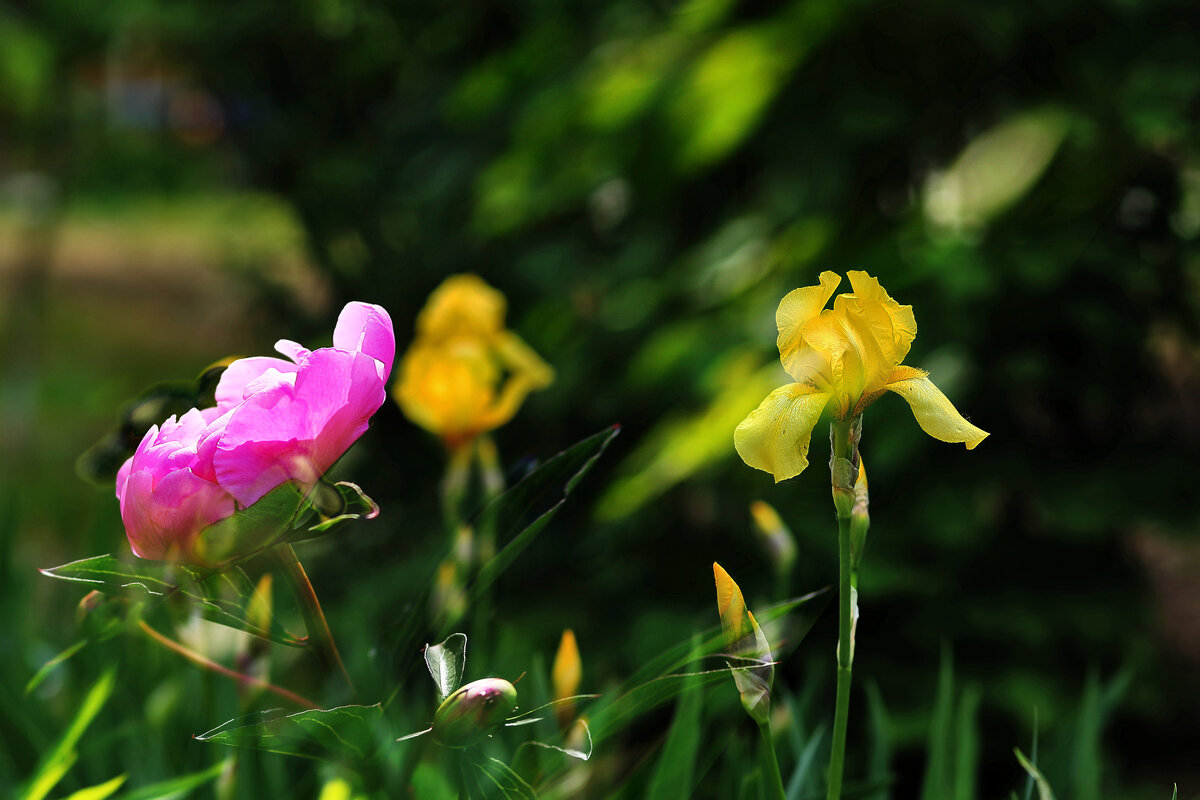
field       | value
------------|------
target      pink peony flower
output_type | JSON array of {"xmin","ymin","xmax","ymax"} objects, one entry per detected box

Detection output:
[{"xmin": 115, "ymin": 302, "xmax": 394, "ymax": 563}]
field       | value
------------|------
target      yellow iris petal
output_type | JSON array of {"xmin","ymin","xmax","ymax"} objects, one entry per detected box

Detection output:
[
  {"xmin": 398, "ymin": 274, "xmax": 555, "ymax": 448},
  {"xmin": 417, "ymin": 274, "xmax": 507, "ymax": 341},
  {"xmin": 885, "ymin": 366, "xmax": 989, "ymax": 449},
  {"xmin": 495, "ymin": 331, "xmax": 555, "ymax": 389},
  {"xmin": 734, "ymin": 382, "xmax": 830, "ymax": 482},
  {"xmin": 776, "ymin": 271, "xmax": 841, "ymax": 379},
  {"xmin": 713, "ymin": 562, "xmax": 750, "ymax": 647},
  {"xmin": 394, "ymin": 340, "xmax": 497, "ymax": 442},
  {"xmin": 845, "ymin": 270, "xmax": 917, "ymax": 364}
]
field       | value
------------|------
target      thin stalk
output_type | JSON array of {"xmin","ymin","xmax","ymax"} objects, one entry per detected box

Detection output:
[
  {"xmin": 759, "ymin": 721, "xmax": 787, "ymax": 800},
  {"xmin": 440, "ymin": 443, "xmax": 473, "ymax": 535},
  {"xmin": 827, "ymin": 420, "xmax": 856, "ymax": 800},
  {"xmin": 138, "ymin": 620, "xmax": 318, "ymax": 709},
  {"xmin": 275, "ymin": 543, "xmax": 353, "ymax": 691}
]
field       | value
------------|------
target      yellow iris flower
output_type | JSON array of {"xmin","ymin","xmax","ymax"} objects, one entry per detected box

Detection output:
[
  {"xmin": 395, "ymin": 274, "xmax": 554, "ymax": 450},
  {"xmin": 735, "ymin": 271, "xmax": 988, "ymax": 482}
]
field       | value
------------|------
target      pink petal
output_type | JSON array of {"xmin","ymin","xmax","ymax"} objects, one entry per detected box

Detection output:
[
  {"xmin": 120, "ymin": 468, "xmax": 234, "ymax": 560},
  {"xmin": 333, "ymin": 302, "xmax": 395, "ymax": 378},
  {"xmin": 274, "ymin": 339, "xmax": 311, "ymax": 363},
  {"xmin": 213, "ymin": 356, "xmax": 298, "ymax": 409},
  {"xmin": 214, "ymin": 349, "xmax": 386, "ymax": 506}
]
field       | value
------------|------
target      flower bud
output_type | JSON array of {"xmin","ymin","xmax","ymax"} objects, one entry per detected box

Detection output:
[
  {"xmin": 430, "ymin": 678, "xmax": 518, "ymax": 748},
  {"xmin": 849, "ymin": 457, "xmax": 870, "ymax": 570},
  {"xmin": 749, "ymin": 501, "xmax": 796, "ymax": 576}
]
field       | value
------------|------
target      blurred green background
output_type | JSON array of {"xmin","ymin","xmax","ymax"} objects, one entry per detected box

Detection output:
[{"xmin": 2, "ymin": 0, "xmax": 1197, "ymax": 797}]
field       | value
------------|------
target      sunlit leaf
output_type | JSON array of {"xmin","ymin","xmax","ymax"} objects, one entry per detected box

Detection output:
[
  {"xmin": 597, "ymin": 356, "xmax": 779, "ymax": 520},
  {"xmin": 113, "ymin": 759, "xmax": 227, "ymax": 800},
  {"xmin": 196, "ymin": 705, "xmax": 386, "ymax": 761},
  {"xmin": 19, "ymin": 667, "xmax": 115, "ymax": 800},
  {"xmin": 1014, "ymin": 748, "xmax": 1056, "ymax": 800},
  {"xmin": 61, "ymin": 774, "xmax": 125, "ymax": 800},
  {"xmin": 923, "ymin": 108, "xmax": 1070, "ymax": 232},
  {"xmin": 426, "ymin": 633, "xmax": 469, "ymax": 700}
]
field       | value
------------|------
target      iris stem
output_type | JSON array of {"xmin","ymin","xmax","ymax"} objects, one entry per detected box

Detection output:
[
  {"xmin": 138, "ymin": 619, "xmax": 318, "ymax": 709},
  {"xmin": 275, "ymin": 543, "xmax": 354, "ymax": 691},
  {"xmin": 759, "ymin": 721, "xmax": 787, "ymax": 800},
  {"xmin": 827, "ymin": 419, "xmax": 857, "ymax": 800}
]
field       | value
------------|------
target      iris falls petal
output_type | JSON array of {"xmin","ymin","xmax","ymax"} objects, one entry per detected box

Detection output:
[{"xmin": 734, "ymin": 383, "xmax": 830, "ymax": 482}]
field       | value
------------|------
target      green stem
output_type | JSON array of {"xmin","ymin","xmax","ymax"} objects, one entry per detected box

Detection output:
[
  {"xmin": 827, "ymin": 420, "xmax": 856, "ymax": 800},
  {"xmin": 276, "ymin": 543, "xmax": 354, "ymax": 691},
  {"xmin": 759, "ymin": 721, "xmax": 787, "ymax": 800}
]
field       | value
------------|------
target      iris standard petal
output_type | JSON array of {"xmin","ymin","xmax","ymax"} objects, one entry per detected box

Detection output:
[
  {"xmin": 734, "ymin": 383, "xmax": 831, "ymax": 482},
  {"xmin": 776, "ymin": 271, "xmax": 841, "ymax": 379},
  {"xmin": 845, "ymin": 271, "xmax": 917, "ymax": 364},
  {"xmin": 417, "ymin": 274, "xmax": 507, "ymax": 341},
  {"xmin": 884, "ymin": 366, "xmax": 989, "ymax": 449}
]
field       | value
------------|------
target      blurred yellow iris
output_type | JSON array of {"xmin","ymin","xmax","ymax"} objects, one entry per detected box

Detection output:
[
  {"xmin": 395, "ymin": 275, "xmax": 554, "ymax": 450},
  {"xmin": 735, "ymin": 271, "xmax": 988, "ymax": 482}
]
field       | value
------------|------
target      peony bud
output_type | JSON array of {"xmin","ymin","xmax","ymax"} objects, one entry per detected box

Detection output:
[{"xmin": 430, "ymin": 678, "xmax": 518, "ymax": 748}]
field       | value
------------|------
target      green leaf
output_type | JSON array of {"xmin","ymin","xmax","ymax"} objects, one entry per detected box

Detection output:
[
  {"xmin": 1022, "ymin": 710, "xmax": 1040, "ymax": 800},
  {"xmin": 25, "ymin": 640, "xmax": 88, "ymax": 695},
  {"xmin": 646, "ymin": 637, "xmax": 703, "ymax": 800},
  {"xmin": 425, "ymin": 633, "xmax": 468, "ymax": 700},
  {"xmin": 1014, "ymin": 748, "xmax": 1056, "ymax": 800},
  {"xmin": 863, "ymin": 680, "xmax": 892, "ymax": 800},
  {"xmin": 194, "ymin": 483, "xmax": 306, "ymax": 563},
  {"xmin": 19, "ymin": 666, "xmax": 115, "ymax": 800},
  {"xmin": 40, "ymin": 555, "xmax": 304, "ymax": 647},
  {"xmin": 954, "ymin": 684, "xmax": 982, "ymax": 800},
  {"xmin": 586, "ymin": 591, "xmax": 826, "ymax": 743},
  {"xmin": 920, "ymin": 645, "xmax": 955, "ymax": 800},
  {"xmin": 112, "ymin": 760, "xmax": 227, "ymax": 800},
  {"xmin": 62, "ymin": 774, "xmax": 126, "ymax": 800},
  {"xmin": 195, "ymin": 705, "xmax": 386, "ymax": 762},
  {"xmin": 470, "ymin": 426, "xmax": 619, "ymax": 601},
  {"xmin": 289, "ymin": 481, "xmax": 380, "ymax": 540}
]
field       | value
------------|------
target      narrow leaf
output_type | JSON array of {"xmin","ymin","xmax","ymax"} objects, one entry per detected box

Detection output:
[
  {"xmin": 26, "ymin": 640, "xmax": 88, "ymax": 695},
  {"xmin": 1014, "ymin": 748, "xmax": 1056, "ymax": 800},
  {"xmin": 470, "ymin": 427, "xmax": 619, "ymax": 600},
  {"xmin": 114, "ymin": 759, "xmax": 227, "ymax": 800},
  {"xmin": 20, "ymin": 666, "xmax": 115, "ymax": 800},
  {"xmin": 647, "ymin": 640, "xmax": 703, "ymax": 800},
  {"xmin": 62, "ymin": 774, "xmax": 125, "ymax": 800}
]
